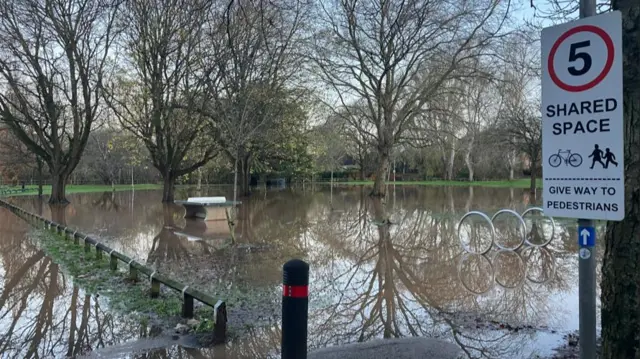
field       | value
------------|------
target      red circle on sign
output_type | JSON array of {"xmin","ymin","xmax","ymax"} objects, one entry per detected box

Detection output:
[{"xmin": 548, "ymin": 25, "xmax": 614, "ymax": 92}]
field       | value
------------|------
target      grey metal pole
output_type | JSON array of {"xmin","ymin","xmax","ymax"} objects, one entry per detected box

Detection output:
[
  {"xmin": 577, "ymin": 2, "xmax": 597, "ymax": 358},
  {"xmin": 578, "ymin": 218, "xmax": 596, "ymax": 359},
  {"xmin": 579, "ymin": 0, "xmax": 596, "ymax": 18}
]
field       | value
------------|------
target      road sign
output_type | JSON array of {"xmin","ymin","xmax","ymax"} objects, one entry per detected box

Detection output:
[
  {"xmin": 542, "ymin": 11, "xmax": 624, "ymax": 221},
  {"xmin": 578, "ymin": 225, "xmax": 595, "ymax": 247},
  {"xmin": 579, "ymin": 247, "xmax": 591, "ymax": 259}
]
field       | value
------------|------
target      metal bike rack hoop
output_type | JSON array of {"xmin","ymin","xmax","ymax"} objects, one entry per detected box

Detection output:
[
  {"xmin": 457, "ymin": 211, "xmax": 495, "ymax": 255},
  {"xmin": 490, "ymin": 209, "xmax": 526, "ymax": 251},
  {"xmin": 521, "ymin": 207, "xmax": 556, "ymax": 247}
]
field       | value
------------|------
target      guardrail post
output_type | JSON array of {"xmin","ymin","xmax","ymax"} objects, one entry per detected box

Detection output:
[
  {"xmin": 213, "ymin": 300, "xmax": 227, "ymax": 342},
  {"xmin": 182, "ymin": 286, "xmax": 194, "ymax": 318},
  {"xmin": 281, "ymin": 259, "xmax": 309, "ymax": 359},
  {"xmin": 96, "ymin": 246, "xmax": 102, "ymax": 260},
  {"xmin": 150, "ymin": 272, "xmax": 160, "ymax": 298},
  {"xmin": 109, "ymin": 252, "xmax": 118, "ymax": 271},
  {"xmin": 129, "ymin": 260, "xmax": 138, "ymax": 281}
]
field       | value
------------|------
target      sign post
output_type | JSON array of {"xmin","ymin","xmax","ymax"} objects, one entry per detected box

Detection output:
[{"xmin": 542, "ymin": 1, "xmax": 623, "ymax": 358}]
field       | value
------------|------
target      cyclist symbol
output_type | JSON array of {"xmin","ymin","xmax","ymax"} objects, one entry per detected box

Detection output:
[{"xmin": 548, "ymin": 149, "xmax": 583, "ymax": 168}]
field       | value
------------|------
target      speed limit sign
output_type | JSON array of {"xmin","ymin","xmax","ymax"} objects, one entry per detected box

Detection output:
[{"xmin": 541, "ymin": 11, "xmax": 624, "ymax": 221}]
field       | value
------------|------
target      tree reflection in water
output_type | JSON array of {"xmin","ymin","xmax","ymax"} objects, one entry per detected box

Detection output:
[
  {"xmin": 308, "ymin": 196, "xmax": 574, "ymax": 358},
  {"xmin": 3, "ymin": 187, "xmax": 588, "ymax": 357},
  {"xmin": 0, "ymin": 209, "xmax": 145, "ymax": 358},
  {"xmin": 92, "ymin": 191, "xmax": 121, "ymax": 212}
]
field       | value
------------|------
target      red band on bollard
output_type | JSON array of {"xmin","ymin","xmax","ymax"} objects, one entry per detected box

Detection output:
[{"xmin": 282, "ymin": 285, "xmax": 308, "ymax": 298}]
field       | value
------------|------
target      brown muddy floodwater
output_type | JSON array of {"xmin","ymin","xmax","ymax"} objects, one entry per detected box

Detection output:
[{"xmin": 1, "ymin": 185, "xmax": 603, "ymax": 358}]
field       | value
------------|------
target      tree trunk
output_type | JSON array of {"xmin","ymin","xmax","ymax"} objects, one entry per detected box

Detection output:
[
  {"xmin": 49, "ymin": 203, "xmax": 68, "ymax": 225},
  {"xmin": 358, "ymin": 149, "xmax": 366, "ymax": 180},
  {"xmin": 49, "ymin": 171, "xmax": 68, "ymax": 204},
  {"xmin": 466, "ymin": 137, "xmax": 474, "ymax": 181},
  {"xmin": 240, "ymin": 158, "xmax": 251, "ymax": 197},
  {"xmin": 161, "ymin": 173, "xmax": 175, "ymax": 202},
  {"xmin": 196, "ymin": 167, "xmax": 202, "ymax": 190},
  {"xmin": 529, "ymin": 160, "xmax": 536, "ymax": 199},
  {"xmin": 36, "ymin": 157, "xmax": 43, "ymax": 198},
  {"xmin": 232, "ymin": 155, "xmax": 238, "ymax": 204},
  {"xmin": 447, "ymin": 145, "xmax": 456, "ymax": 180},
  {"xmin": 371, "ymin": 148, "xmax": 390, "ymax": 197},
  {"xmin": 465, "ymin": 150, "xmax": 474, "ymax": 181},
  {"xmin": 508, "ymin": 147, "xmax": 517, "ymax": 181},
  {"xmin": 602, "ymin": 2, "xmax": 640, "ymax": 357}
]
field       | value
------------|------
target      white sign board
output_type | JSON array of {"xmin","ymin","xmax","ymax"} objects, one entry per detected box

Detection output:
[{"xmin": 542, "ymin": 11, "xmax": 624, "ymax": 221}]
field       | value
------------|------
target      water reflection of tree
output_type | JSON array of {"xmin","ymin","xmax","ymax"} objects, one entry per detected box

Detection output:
[
  {"xmin": 146, "ymin": 203, "xmax": 212, "ymax": 267},
  {"xmin": 309, "ymin": 197, "xmax": 575, "ymax": 358},
  {"xmin": 0, "ymin": 209, "xmax": 141, "ymax": 358},
  {"xmin": 92, "ymin": 191, "xmax": 121, "ymax": 211}
]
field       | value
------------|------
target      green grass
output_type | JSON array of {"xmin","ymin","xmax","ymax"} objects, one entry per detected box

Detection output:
[
  {"xmin": 28, "ymin": 229, "xmax": 215, "ymax": 325},
  {"xmin": 1, "ymin": 183, "xmax": 161, "ymax": 197},
  {"xmin": 331, "ymin": 178, "xmax": 542, "ymax": 188}
]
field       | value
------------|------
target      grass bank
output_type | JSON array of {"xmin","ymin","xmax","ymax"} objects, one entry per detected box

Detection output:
[
  {"xmin": 331, "ymin": 178, "xmax": 542, "ymax": 188},
  {"xmin": 2, "ymin": 183, "xmax": 161, "ymax": 197},
  {"xmin": 30, "ymin": 229, "xmax": 217, "ymax": 333}
]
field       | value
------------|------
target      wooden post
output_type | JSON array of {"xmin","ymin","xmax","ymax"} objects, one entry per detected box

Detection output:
[
  {"xmin": 84, "ymin": 236, "xmax": 91, "ymax": 253},
  {"xmin": 128, "ymin": 260, "xmax": 138, "ymax": 281},
  {"xmin": 150, "ymin": 272, "xmax": 160, "ymax": 298},
  {"xmin": 96, "ymin": 247, "xmax": 102, "ymax": 260},
  {"xmin": 182, "ymin": 286, "xmax": 194, "ymax": 318},
  {"xmin": 109, "ymin": 251, "xmax": 118, "ymax": 271},
  {"xmin": 225, "ymin": 208, "xmax": 236, "ymax": 244},
  {"xmin": 213, "ymin": 301, "xmax": 227, "ymax": 343}
]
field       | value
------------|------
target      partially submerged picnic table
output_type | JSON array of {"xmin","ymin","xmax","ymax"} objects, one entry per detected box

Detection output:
[{"xmin": 174, "ymin": 196, "xmax": 241, "ymax": 221}]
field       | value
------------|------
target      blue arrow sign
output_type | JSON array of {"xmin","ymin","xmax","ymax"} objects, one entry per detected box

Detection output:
[{"xmin": 578, "ymin": 226, "xmax": 595, "ymax": 247}]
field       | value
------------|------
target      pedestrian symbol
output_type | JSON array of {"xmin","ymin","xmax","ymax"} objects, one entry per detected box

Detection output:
[
  {"xmin": 604, "ymin": 148, "xmax": 618, "ymax": 168},
  {"xmin": 588, "ymin": 144, "xmax": 618, "ymax": 169},
  {"xmin": 588, "ymin": 144, "xmax": 604, "ymax": 169}
]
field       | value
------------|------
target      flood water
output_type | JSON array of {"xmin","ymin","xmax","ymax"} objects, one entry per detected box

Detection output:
[{"xmin": 1, "ymin": 185, "xmax": 603, "ymax": 358}]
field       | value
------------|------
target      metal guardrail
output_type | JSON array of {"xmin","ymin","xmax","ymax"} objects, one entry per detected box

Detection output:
[
  {"xmin": 0, "ymin": 199, "xmax": 227, "ymax": 341},
  {"xmin": 0, "ymin": 187, "xmax": 37, "ymax": 195}
]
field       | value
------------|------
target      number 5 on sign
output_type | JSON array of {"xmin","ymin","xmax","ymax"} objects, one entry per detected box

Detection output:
[{"xmin": 568, "ymin": 41, "xmax": 592, "ymax": 76}]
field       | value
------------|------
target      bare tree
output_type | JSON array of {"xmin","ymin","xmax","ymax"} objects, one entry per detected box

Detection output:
[
  {"xmin": 497, "ymin": 104, "xmax": 541, "ymax": 196},
  {"xmin": 459, "ymin": 75, "xmax": 497, "ymax": 182},
  {"xmin": 0, "ymin": 0, "xmax": 120, "ymax": 203},
  {"xmin": 199, "ymin": 0, "xmax": 309, "ymax": 199},
  {"xmin": 495, "ymin": 32, "xmax": 541, "ymax": 195},
  {"xmin": 104, "ymin": 0, "xmax": 217, "ymax": 202},
  {"xmin": 0, "ymin": 129, "xmax": 46, "ymax": 195},
  {"xmin": 426, "ymin": 85, "xmax": 465, "ymax": 180},
  {"xmin": 601, "ymin": 1, "xmax": 640, "ymax": 358},
  {"xmin": 83, "ymin": 127, "xmax": 129, "ymax": 188},
  {"xmin": 332, "ymin": 102, "xmax": 375, "ymax": 180},
  {"xmin": 312, "ymin": 115, "xmax": 348, "ymax": 184},
  {"xmin": 311, "ymin": 0, "xmax": 510, "ymax": 197}
]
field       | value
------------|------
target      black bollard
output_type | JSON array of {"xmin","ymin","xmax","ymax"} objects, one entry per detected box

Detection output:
[{"xmin": 281, "ymin": 259, "xmax": 309, "ymax": 359}]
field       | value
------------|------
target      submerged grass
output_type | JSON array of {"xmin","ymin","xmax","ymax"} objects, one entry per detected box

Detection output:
[
  {"xmin": 331, "ymin": 178, "xmax": 543, "ymax": 188},
  {"xmin": 29, "ymin": 229, "xmax": 212, "ymax": 324}
]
